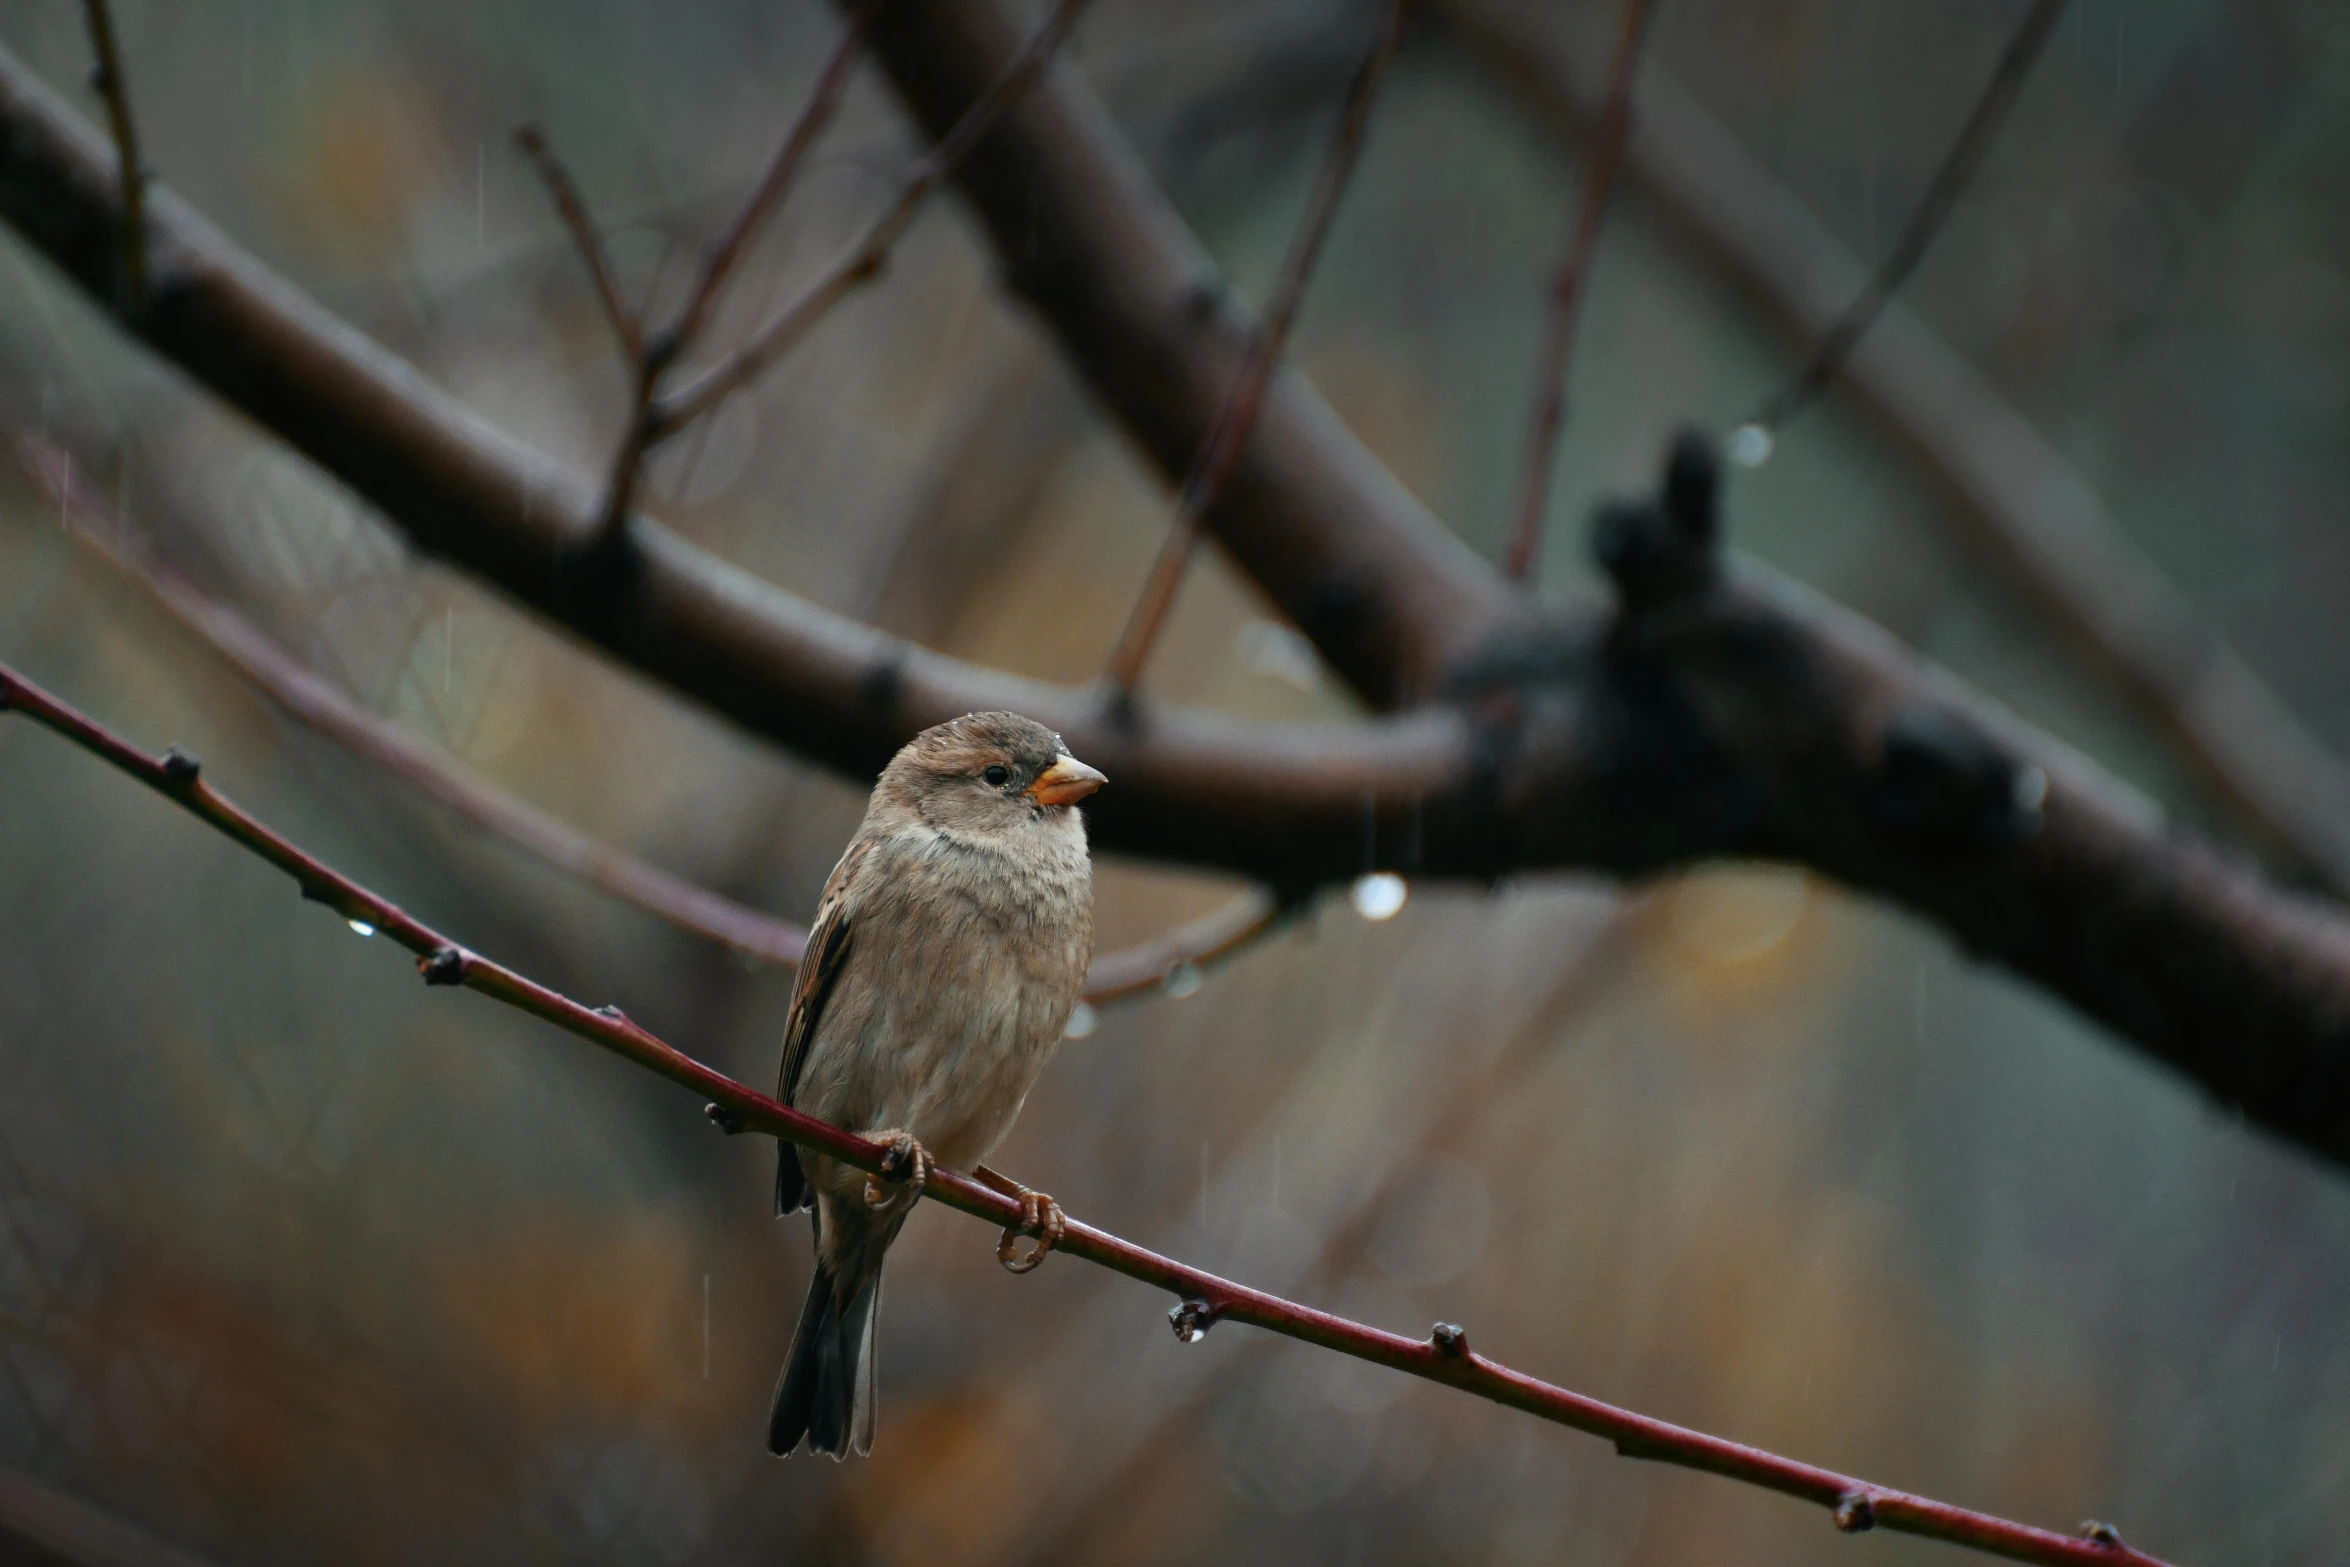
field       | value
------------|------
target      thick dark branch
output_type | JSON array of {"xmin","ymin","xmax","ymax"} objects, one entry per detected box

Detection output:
[
  {"xmin": 853, "ymin": 0, "xmax": 1522, "ymax": 706},
  {"xmin": 0, "ymin": 38, "xmax": 1461, "ymax": 875},
  {"xmin": 2, "ymin": 31, "xmax": 2348, "ymax": 1166},
  {"xmin": 1103, "ymin": 0, "xmax": 1409, "ymax": 692},
  {"xmin": 0, "ymin": 663, "xmax": 2175, "ymax": 1567},
  {"xmin": 1474, "ymin": 437, "xmax": 2350, "ymax": 1165},
  {"xmin": 1502, "ymin": 0, "xmax": 1651, "ymax": 583},
  {"xmin": 1442, "ymin": 0, "xmax": 2350, "ymax": 899}
]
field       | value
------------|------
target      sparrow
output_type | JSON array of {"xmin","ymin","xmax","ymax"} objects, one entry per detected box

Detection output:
[{"xmin": 768, "ymin": 711, "xmax": 1103, "ymax": 1458}]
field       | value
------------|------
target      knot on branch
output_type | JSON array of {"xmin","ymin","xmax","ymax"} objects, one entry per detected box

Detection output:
[
  {"xmin": 418, "ymin": 945, "xmax": 467, "ymax": 986},
  {"xmin": 1594, "ymin": 427, "xmax": 1721, "ymax": 615},
  {"xmin": 1430, "ymin": 1321, "xmax": 1470, "ymax": 1358},
  {"xmin": 1168, "ymin": 1298, "xmax": 1225, "ymax": 1342},
  {"xmin": 856, "ymin": 656, "xmax": 905, "ymax": 721},
  {"xmin": 1871, "ymin": 706, "xmax": 2046, "ymax": 855},
  {"xmin": 1833, "ymin": 1491, "xmax": 1877, "ymax": 1533},
  {"xmin": 157, "ymin": 746, "xmax": 201, "ymax": 789},
  {"xmin": 1101, "ymin": 680, "xmax": 1145, "ymax": 738},
  {"xmin": 553, "ymin": 520, "xmax": 648, "ymax": 633}
]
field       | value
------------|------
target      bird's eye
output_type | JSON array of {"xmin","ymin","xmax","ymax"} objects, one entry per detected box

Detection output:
[{"xmin": 983, "ymin": 764, "xmax": 1011, "ymax": 787}]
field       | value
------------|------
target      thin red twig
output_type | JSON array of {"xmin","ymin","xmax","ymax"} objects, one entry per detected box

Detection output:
[
  {"xmin": 1101, "ymin": 0, "xmax": 1411, "ymax": 693},
  {"xmin": 1501, "ymin": 0, "xmax": 1654, "ymax": 584},
  {"xmin": 19, "ymin": 421, "xmax": 1276, "ymax": 1002},
  {"xmin": 1078, "ymin": 888, "xmax": 1285, "ymax": 1003},
  {"xmin": 22, "ymin": 433, "xmax": 801, "ymax": 964},
  {"xmin": 512, "ymin": 124, "xmax": 642, "ymax": 362},
  {"xmin": 1033, "ymin": 905, "xmax": 1644, "ymax": 1556},
  {"xmin": 648, "ymin": 0, "xmax": 1094, "ymax": 438},
  {"xmin": 1741, "ymin": 0, "xmax": 2068, "ymax": 436},
  {"xmin": 77, "ymin": 0, "xmax": 146, "ymax": 305},
  {"xmin": 0, "ymin": 660, "xmax": 2172, "ymax": 1567}
]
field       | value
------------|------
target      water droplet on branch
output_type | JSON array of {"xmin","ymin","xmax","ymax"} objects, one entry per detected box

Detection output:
[
  {"xmin": 1350, "ymin": 872, "xmax": 1407, "ymax": 921},
  {"xmin": 346, "ymin": 918, "xmax": 376, "ymax": 938},
  {"xmin": 1063, "ymin": 1001, "xmax": 1097, "ymax": 1039},
  {"xmin": 1725, "ymin": 423, "xmax": 1775, "ymax": 469},
  {"xmin": 1161, "ymin": 961, "xmax": 1202, "ymax": 999}
]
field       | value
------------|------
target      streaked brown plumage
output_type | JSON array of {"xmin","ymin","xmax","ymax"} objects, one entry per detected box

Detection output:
[{"xmin": 769, "ymin": 712, "xmax": 1100, "ymax": 1458}]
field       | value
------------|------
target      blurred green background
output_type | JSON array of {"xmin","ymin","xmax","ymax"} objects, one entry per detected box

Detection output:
[{"xmin": 0, "ymin": 1, "xmax": 2346, "ymax": 1562}]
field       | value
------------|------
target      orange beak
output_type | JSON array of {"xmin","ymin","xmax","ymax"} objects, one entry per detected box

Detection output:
[{"xmin": 1025, "ymin": 754, "xmax": 1106, "ymax": 807}]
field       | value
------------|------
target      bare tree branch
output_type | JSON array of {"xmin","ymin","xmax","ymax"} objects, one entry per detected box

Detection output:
[
  {"xmin": 75, "ymin": 0, "xmax": 144, "ymax": 307},
  {"xmin": 853, "ymin": 0, "xmax": 1522, "ymax": 706},
  {"xmin": 661, "ymin": 0, "xmax": 888, "ymax": 364},
  {"xmin": 1502, "ymin": 0, "xmax": 1653, "ymax": 584},
  {"xmin": 4, "ymin": 32, "xmax": 2350, "ymax": 1169},
  {"xmin": 1027, "ymin": 901, "xmax": 1647, "ymax": 1562},
  {"xmin": 510, "ymin": 123, "xmax": 642, "ymax": 363},
  {"xmin": 585, "ymin": 0, "xmax": 884, "ymax": 537},
  {"xmin": 19, "ymin": 430, "xmax": 803, "ymax": 967},
  {"xmin": 1441, "ymin": 0, "xmax": 2350, "ymax": 900},
  {"xmin": 0, "ymin": 661, "xmax": 2176, "ymax": 1567},
  {"xmin": 647, "ymin": 0, "xmax": 1092, "ymax": 438},
  {"xmin": 1739, "ymin": 0, "xmax": 2071, "ymax": 441},
  {"xmin": 1077, "ymin": 887, "xmax": 1286, "ymax": 1004},
  {"xmin": 15, "ymin": 425, "xmax": 1285, "ymax": 1005},
  {"xmin": 0, "ymin": 40, "xmax": 1471, "ymax": 857},
  {"xmin": 1102, "ymin": 0, "xmax": 1410, "ymax": 693}
]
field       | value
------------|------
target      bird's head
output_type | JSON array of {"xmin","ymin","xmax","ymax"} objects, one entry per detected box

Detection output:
[{"xmin": 880, "ymin": 712, "xmax": 1106, "ymax": 841}]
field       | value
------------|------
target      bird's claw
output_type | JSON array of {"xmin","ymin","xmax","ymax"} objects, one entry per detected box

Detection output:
[
  {"xmin": 862, "ymin": 1131, "xmax": 932, "ymax": 1213},
  {"xmin": 997, "ymin": 1189, "xmax": 1065, "ymax": 1274}
]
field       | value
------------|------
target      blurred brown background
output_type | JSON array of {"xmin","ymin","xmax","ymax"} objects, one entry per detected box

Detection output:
[{"xmin": 1, "ymin": 1, "xmax": 2347, "ymax": 1563}]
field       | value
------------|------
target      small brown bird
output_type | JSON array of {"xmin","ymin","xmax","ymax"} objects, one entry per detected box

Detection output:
[{"xmin": 769, "ymin": 712, "xmax": 1103, "ymax": 1458}]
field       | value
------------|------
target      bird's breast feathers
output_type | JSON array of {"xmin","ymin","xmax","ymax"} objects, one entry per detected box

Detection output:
[{"xmin": 789, "ymin": 815, "xmax": 1090, "ymax": 1166}]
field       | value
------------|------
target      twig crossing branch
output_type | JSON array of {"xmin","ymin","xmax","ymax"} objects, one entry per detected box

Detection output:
[
  {"xmin": 76, "ymin": 0, "xmax": 145, "ymax": 306},
  {"xmin": 0, "ymin": 660, "xmax": 2172, "ymax": 1567}
]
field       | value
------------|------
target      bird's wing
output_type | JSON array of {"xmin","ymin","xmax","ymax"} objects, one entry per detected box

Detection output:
[{"xmin": 774, "ymin": 835, "xmax": 870, "ymax": 1215}]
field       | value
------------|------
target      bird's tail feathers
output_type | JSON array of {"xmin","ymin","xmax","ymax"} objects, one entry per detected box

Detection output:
[{"xmin": 769, "ymin": 1261, "xmax": 880, "ymax": 1458}]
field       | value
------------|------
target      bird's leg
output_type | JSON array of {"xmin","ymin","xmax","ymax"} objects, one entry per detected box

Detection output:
[
  {"xmin": 975, "ymin": 1164, "xmax": 1066, "ymax": 1274},
  {"xmin": 862, "ymin": 1130, "xmax": 933, "ymax": 1214}
]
